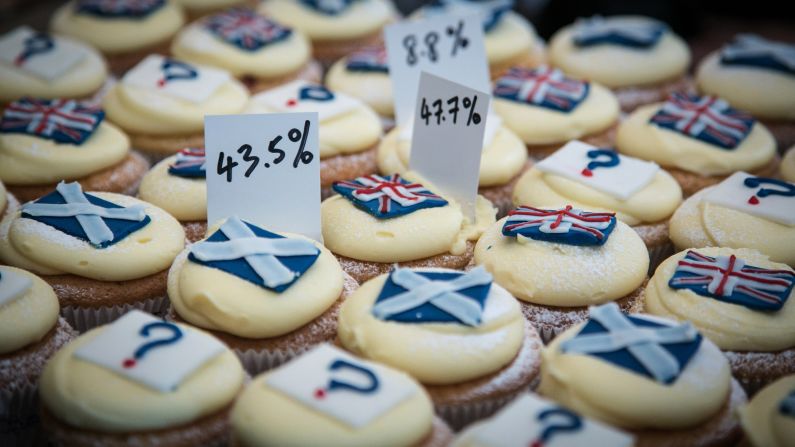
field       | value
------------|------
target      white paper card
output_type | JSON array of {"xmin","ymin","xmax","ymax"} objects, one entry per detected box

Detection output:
[
  {"xmin": 266, "ymin": 344, "xmax": 416, "ymax": 429},
  {"xmin": 385, "ymin": 13, "xmax": 490, "ymax": 127},
  {"xmin": 471, "ymin": 394, "xmax": 635, "ymax": 447},
  {"xmin": 204, "ymin": 112, "xmax": 321, "ymax": 241},
  {"xmin": 73, "ymin": 310, "xmax": 226, "ymax": 393},
  {"xmin": 0, "ymin": 26, "xmax": 85, "ymax": 81},
  {"xmin": 704, "ymin": 171, "xmax": 795, "ymax": 226},
  {"xmin": 122, "ymin": 54, "xmax": 230, "ymax": 104},
  {"xmin": 409, "ymin": 72, "xmax": 490, "ymax": 219},
  {"xmin": 0, "ymin": 268, "xmax": 33, "ymax": 307},
  {"xmin": 250, "ymin": 80, "xmax": 361, "ymax": 122},
  {"xmin": 536, "ymin": 140, "xmax": 660, "ymax": 201},
  {"xmin": 400, "ymin": 112, "xmax": 502, "ymax": 149}
]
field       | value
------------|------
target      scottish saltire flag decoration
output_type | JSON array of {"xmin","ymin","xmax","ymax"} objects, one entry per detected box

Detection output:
[
  {"xmin": 332, "ymin": 174, "xmax": 448, "ymax": 219},
  {"xmin": 346, "ymin": 46, "xmax": 389, "ymax": 73},
  {"xmin": 721, "ymin": 34, "xmax": 795, "ymax": 76},
  {"xmin": 300, "ymin": 0, "xmax": 356, "ymax": 15},
  {"xmin": 649, "ymin": 93, "xmax": 755, "ymax": 149},
  {"xmin": 494, "ymin": 66, "xmax": 590, "ymax": 113},
  {"xmin": 0, "ymin": 98, "xmax": 104, "ymax": 145},
  {"xmin": 189, "ymin": 216, "xmax": 320, "ymax": 293},
  {"xmin": 0, "ymin": 268, "xmax": 33, "ymax": 307},
  {"xmin": 425, "ymin": 0, "xmax": 513, "ymax": 32},
  {"xmin": 780, "ymin": 390, "xmax": 795, "ymax": 417},
  {"xmin": 76, "ymin": 0, "xmax": 165, "ymax": 18},
  {"xmin": 561, "ymin": 303, "xmax": 702, "ymax": 384},
  {"xmin": 502, "ymin": 205, "xmax": 617, "ymax": 246},
  {"xmin": 669, "ymin": 251, "xmax": 795, "ymax": 312},
  {"xmin": 372, "ymin": 267, "xmax": 493, "ymax": 326},
  {"xmin": 572, "ymin": 16, "xmax": 666, "ymax": 48},
  {"xmin": 204, "ymin": 9, "xmax": 292, "ymax": 52},
  {"xmin": 168, "ymin": 148, "xmax": 206, "ymax": 179},
  {"xmin": 21, "ymin": 182, "xmax": 150, "ymax": 248}
]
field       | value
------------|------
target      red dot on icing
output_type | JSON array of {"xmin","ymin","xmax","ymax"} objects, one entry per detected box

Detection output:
[
  {"xmin": 157, "ymin": 79, "xmax": 166, "ymax": 88},
  {"xmin": 530, "ymin": 441, "xmax": 543, "ymax": 447},
  {"xmin": 581, "ymin": 168, "xmax": 593, "ymax": 177},
  {"xmin": 748, "ymin": 196, "xmax": 760, "ymax": 205},
  {"xmin": 286, "ymin": 99, "xmax": 298, "ymax": 107},
  {"xmin": 123, "ymin": 358, "xmax": 136, "ymax": 369},
  {"xmin": 314, "ymin": 388, "xmax": 326, "ymax": 399}
]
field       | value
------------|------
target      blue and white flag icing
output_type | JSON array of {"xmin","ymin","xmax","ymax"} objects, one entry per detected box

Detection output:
[
  {"xmin": 75, "ymin": 0, "xmax": 166, "ymax": 18},
  {"xmin": 572, "ymin": 16, "xmax": 666, "ymax": 48},
  {"xmin": 721, "ymin": 34, "xmax": 795, "ymax": 76}
]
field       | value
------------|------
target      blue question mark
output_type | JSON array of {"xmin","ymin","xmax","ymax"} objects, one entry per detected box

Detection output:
[
  {"xmin": 15, "ymin": 33, "xmax": 54, "ymax": 66},
  {"xmin": 530, "ymin": 408, "xmax": 583, "ymax": 447},
  {"xmin": 122, "ymin": 322, "xmax": 183, "ymax": 368},
  {"xmin": 313, "ymin": 359, "xmax": 380, "ymax": 399},
  {"xmin": 743, "ymin": 176, "xmax": 795, "ymax": 205},
  {"xmin": 581, "ymin": 149, "xmax": 620, "ymax": 177},
  {"xmin": 158, "ymin": 59, "xmax": 198, "ymax": 87}
]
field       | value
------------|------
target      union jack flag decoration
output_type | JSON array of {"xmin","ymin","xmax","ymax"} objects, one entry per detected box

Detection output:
[
  {"xmin": 300, "ymin": 0, "xmax": 356, "ymax": 15},
  {"xmin": 346, "ymin": 46, "xmax": 388, "ymax": 73},
  {"xmin": 502, "ymin": 205, "xmax": 617, "ymax": 246},
  {"xmin": 204, "ymin": 9, "xmax": 292, "ymax": 52},
  {"xmin": 650, "ymin": 93, "xmax": 755, "ymax": 150},
  {"xmin": 572, "ymin": 16, "xmax": 665, "ymax": 48},
  {"xmin": 168, "ymin": 148, "xmax": 206, "ymax": 179},
  {"xmin": 669, "ymin": 251, "xmax": 795, "ymax": 312},
  {"xmin": 494, "ymin": 66, "xmax": 590, "ymax": 113},
  {"xmin": 721, "ymin": 34, "xmax": 795, "ymax": 76},
  {"xmin": 0, "ymin": 98, "xmax": 104, "ymax": 145},
  {"xmin": 75, "ymin": 0, "xmax": 165, "ymax": 18},
  {"xmin": 332, "ymin": 174, "xmax": 448, "ymax": 219}
]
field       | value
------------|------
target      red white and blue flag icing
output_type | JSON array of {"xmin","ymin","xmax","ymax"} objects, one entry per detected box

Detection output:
[
  {"xmin": 425, "ymin": 0, "xmax": 513, "ymax": 32},
  {"xmin": 649, "ymin": 93, "xmax": 755, "ymax": 150},
  {"xmin": 572, "ymin": 16, "xmax": 666, "ymax": 48},
  {"xmin": 502, "ymin": 205, "xmax": 617, "ymax": 246},
  {"xmin": 780, "ymin": 390, "xmax": 795, "ymax": 417},
  {"xmin": 561, "ymin": 303, "xmax": 702, "ymax": 384},
  {"xmin": 300, "ymin": 0, "xmax": 357, "ymax": 15},
  {"xmin": 21, "ymin": 181, "xmax": 150, "ymax": 248},
  {"xmin": 189, "ymin": 216, "xmax": 320, "ymax": 293},
  {"xmin": 494, "ymin": 66, "xmax": 590, "ymax": 113},
  {"xmin": 332, "ymin": 174, "xmax": 448, "ymax": 219},
  {"xmin": 168, "ymin": 148, "xmax": 206, "ymax": 179},
  {"xmin": 0, "ymin": 98, "xmax": 104, "ymax": 145},
  {"xmin": 721, "ymin": 34, "xmax": 795, "ymax": 77},
  {"xmin": 75, "ymin": 0, "xmax": 165, "ymax": 18},
  {"xmin": 203, "ymin": 9, "xmax": 292, "ymax": 52},
  {"xmin": 346, "ymin": 46, "xmax": 389, "ymax": 73},
  {"xmin": 372, "ymin": 267, "xmax": 493, "ymax": 326},
  {"xmin": 669, "ymin": 251, "xmax": 795, "ymax": 312}
]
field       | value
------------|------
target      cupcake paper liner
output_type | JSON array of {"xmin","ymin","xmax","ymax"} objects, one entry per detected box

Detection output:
[
  {"xmin": 234, "ymin": 345, "xmax": 313, "ymax": 376},
  {"xmin": 647, "ymin": 241, "xmax": 675, "ymax": 274},
  {"xmin": 435, "ymin": 393, "xmax": 519, "ymax": 431},
  {"xmin": 61, "ymin": 295, "xmax": 168, "ymax": 333},
  {"xmin": 0, "ymin": 382, "xmax": 37, "ymax": 432}
]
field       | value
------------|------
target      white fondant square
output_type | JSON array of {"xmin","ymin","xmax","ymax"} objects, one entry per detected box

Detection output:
[
  {"xmin": 0, "ymin": 26, "xmax": 85, "ymax": 81},
  {"xmin": 0, "ymin": 268, "xmax": 33, "ymax": 307},
  {"xmin": 266, "ymin": 344, "xmax": 416, "ymax": 429},
  {"xmin": 400, "ymin": 113, "xmax": 502, "ymax": 149},
  {"xmin": 250, "ymin": 80, "xmax": 361, "ymax": 121},
  {"xmin": 73, "ymin": 310, "xmax": 226, "ymax": 393},
  {"xmin": 535, "ymin": 140, "xmax": 660, "ymax": 201},
  {"xmin": 704, "ymin": 171, "xmax": 795, "ymax": 227},
  {"xmin": 122, "ymin": 54, "xmax": 230, "ymax": 104}
]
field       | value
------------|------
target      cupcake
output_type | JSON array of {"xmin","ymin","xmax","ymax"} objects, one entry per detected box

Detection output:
[
  {"xmin": 782, "ymin": 146, "xmax": 795, "ymax": 182},
  {"xmin": 170, "ymin": 8, "xmax": 323, "ymax": 93},
  {"xmin": 548, "ymin": 15, "xmax": 692, "ymax": 112},
  {"xmin": 616, "ymin": 93, "xmax": 779, "ymax": 197},
  {"xmin": 696, "ymin": 35, "xmax": 795, "ymax": 150},
  {"xmin": 325, "ymin": 45, "xmax": 394, "ymax": 125},
  {"xmin": 337, "ymin": 266, "xmax": 543, "ymax": 429},
  {"xmin": 258, "ymin": 0, "xmax": 397, "ymax": 66},
  {"xmin": 539, "ymin": 302, "xmax": 747, "ymax": 446},
  {"xmin": 231, "ymin": 344, "xmax": 453, "ymax": 446},
  {"xmin": 0, "ymin": 180, "xmax": 16, "ymax": 220},
  {"xmin": 50, "ymin": 0, "xmax": 185, "ymax": 74},
  {"xmin": 167, "ymin": 215, "xmax": 358, "ymax": 374},
  {"xmin": 645, "ymin": 247, "xmax": 795, "ymax": 393},
  {"xmin": 474, "ymin": 205, "xmax": 648, "ymax": 341},
  {"xmin": 0, "ymin": 266, "xmax": 77, "ymax": 432},
  {"xmin": 512, "ymin": 140, "xmax": 683, "ymax": 268},
  {"xmin": 669, "ymin": 172, "xmax": 795, "ymax": 267},
  {"xmin": 173, "ymin": 0, "xmax": 248, "ymax": 20},
  {"xmin": 39, "ymin": 310, "xmax": 246, "ymax": 446},
  {"xmin": 0, "ymin": 97, "xmax": 149, "ymax": 203},
  {"xmin": 0, "ymin": 26, "xmax": 108, "ymax": 106},
  {"xmin": 245, "ymin": 81, "xmax": 381, "ymax": 198},
  {"xmin": 323, "ymin": 173, "xmax": 495, "ymax": 283},
  {"xmin": 739, "ymin": 374, "xmax": 795, "ymax": 446},
  {"xmin": 492, "ymin": 66, "xmax": 620, "ymax": 159},
  {"xmin": 377, "ymin": 117, "xmax": 530, "ymax": 216},
  {"xmin": 0, "ymin": 181, "xmax": 185, "ymax": 331},
  {"xmin": 103, "ymin": 54, "xmax": 249, "ymax": 162}
]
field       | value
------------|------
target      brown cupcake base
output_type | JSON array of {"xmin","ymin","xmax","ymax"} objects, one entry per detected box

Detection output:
[
  {"xmin": 761, "ymin": 119, "xmax": 795, "ymax": 154},
  {"xmin": 614, "ymin": 75, "xmax": 696, "ymax": 113},
  {"xmin": 479, "ymin": 161, "xmax": 534, "ymax": 218},
  {"xmin": 320, "ymin": 146, "xmax": 379, "ymax": 199},
  {"xmin": 525, "ymin": 122, "xmax": 618, "ymax": 160},
  {"xmin": 182, "ymin": 220, "xmax": 208, "ymax": 243},
  {"xmin": 632, "ymin": 220, "xmax": 674, "ymax": 272},
  {"xmin": 725, "ymin": 348, "xmax": 795, "ymax": 396},
  {"xmin": 666, "ymin": 154, "xmax": 780, "ymax": 197},
  {"xmin": 105, "ymin": 39, "xmax": 174, "ymax": 76},
  {"xmin": 488, "ymin": 44, "xmax": 547, "ymax": 80},
  {"xmin": 132, "ymin": 133, "xmax": 206, "ymax": 165},
  {"xmin": 311, "ymin": 28, "xmax": 387, "ymax": 67},
  {"xmin": 242, "ymin": 60, "xmax": 324, "ymax": 94}
]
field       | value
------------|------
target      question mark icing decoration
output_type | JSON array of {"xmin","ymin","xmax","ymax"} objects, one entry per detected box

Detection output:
[
  {"xmin": 15, "ymin": 32, "xmax": 54, "ymax": 66},
  {"xmin": 531, "ymin": 407, "xmax": 583, "ymax": 447},
  {"xmin": 314, "ymin": 358, "xmax": 380, "ymax": 399},
  {"xmin": 743, "ymin": 176, "xmax": 795, "ymax": 205},
  {"xmin": 122, "ymin": 321, "xmax": 183, "ymax": 369},
  {"xmin": 581, "ymin": 149, "xmax": 620, "ymax": 177},
  {"xmin": 158, "ymin": 59, "xmax": 198, "ymax": 87}
]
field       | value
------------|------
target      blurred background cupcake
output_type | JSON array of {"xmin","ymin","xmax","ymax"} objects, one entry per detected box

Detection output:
[
  {"xmin": 173, "ymin": 0, "xmax": 248, "ymax": 20},
  {"xmin": 325, "ymin": 44, "xmax": 394, "ymax": 127},
  {"xmin": 739, "ymin": 374, "xmax": 795, "ymax": 446}
]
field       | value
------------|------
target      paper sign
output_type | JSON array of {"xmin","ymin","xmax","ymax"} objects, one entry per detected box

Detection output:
[
  {"xmin": 0, "ymin": 267, "xmax": 33, "ymax": 307},
  {"xmin": 385, "ymin": 13, "xmax": 489, "ymax": 127},
  {"xmin": 249, "ymin": 80, "xmax": 361, "ymax": 122},
  {"xmin": 400, "ymin": 112, "xmax": 502, "ymax": 149},
  {"xmin": 0, "ymin": 26, "xmax": 85, "ymax": 81},
  {"xmin": 704, "ymin": 172, "xmax": 795, "ymax": 226},
  {"xmin": 204, "ymin": 112, "xmax": 321, "ymax": 241},
  {"xmin": 409, "ymin": 72, "xmax": 490, "ymax": 219},
  {"xmin": 123, "ymin": 54, "xmax": 230, "ymax": 104}
]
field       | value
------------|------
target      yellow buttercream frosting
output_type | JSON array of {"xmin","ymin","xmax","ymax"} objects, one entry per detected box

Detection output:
[
  {"xmin": 0, "ymin": 122, "xmax": 129, "ymax": 185},
  {"xmin": 338, "ymin": 269, "xmax": 525, "ymax": 385},
  {"xmin": 0, "ymin": 196, "xmax": 63, "ymax": 276},
  {"xmin": 548, "ymin": 16, "xmax": 690, "ymax": 88},
  {"xmin": 539, "ymin": 320, "xmax": 731, "ymax": 430},
  {"xmin": 512, "ymin": 166, "xmax": 682, "ymax": 226},
  {"xmin": 485, "ymin": 12, "xmax": 540, "ymax": 66},
  {"xmin": 0, "ymin": 181, "xmax": 7, "ymax": 215},
  {"xmin": 39, "ymin": 323, "xmax": 245, "ymax": 432},
  {"xmin": 493, "ymin": 81, "xmax": 619, "ymax": 145},
  {"xmin": 697, "ymin": 51, "xmax": 795, "ymax": 121},
  {"xmin": 138, "ymin": 155, "xmax": 206, "ymax": 222},
  {"xmin": 50, "ymin": 1, "xmax": 185, "ymax": 54},
  {"xmin": 781, "ymin": 147, "xmax": 795, "ymax": 183},
  {"xmin": 0, "ymin": 266, "xmax": 59, "ymax": 354},
  {"xmin": 259, "ymin": 0, "xmax": 395, "ymax": 41},
  {"xmin": 325, "ymin": 58, "xmax": 393, "ymax": 117},
  {"xmin": 617, "ymin": 103, "xmax": 777, "ymax": 176},
  {"xmin": 669, "ymin": 187, "xmax": 795, "ymax": 267},
  {"xmin": 174, "ymin": 0, "xmax": 246, "ymax": 14},
  {"xmin": 740, "ymin": 374, "xmax": 795, "ymax": 447}
]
